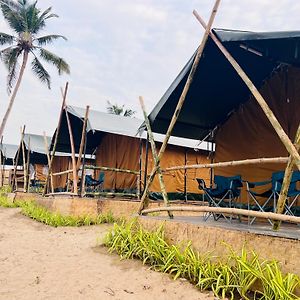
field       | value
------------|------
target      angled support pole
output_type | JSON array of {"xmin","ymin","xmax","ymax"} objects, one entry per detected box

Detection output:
[
  {"xmin": 25, "ymin": 136, "xmax": 31, "ymax": 192},
  {"xmin": 139, "ymin": 96, "xmax": 173, "ymax": 218},
  {"xmin": 43, "ymin": 132, "xmax": 54, "ymax": 194},
  {"xmin": 273, "ymin": 124, "xmax": 300, "ymax": 230},
  {"xmin": 193, "ymin": 10, "xmax": 300, "ymax": 169},
  {"xmin": 138, "ymin": 0, "xmax": 222, "ymax": 214},
  {"xmin": 43, "ymin": 82, "xmax": 69, "ymax": 196}
]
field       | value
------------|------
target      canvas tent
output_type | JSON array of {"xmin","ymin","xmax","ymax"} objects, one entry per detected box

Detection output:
[
  {"xmin": 0, "ymin": 143, "xmax": 18, "ymax": 166},
  {"xmin": 143, "ymin": 29, "xmax": 300, "ymax": 203},
  {"xmin": 51, "ymin": 106, "xmax": 211, "ymax": 198}
]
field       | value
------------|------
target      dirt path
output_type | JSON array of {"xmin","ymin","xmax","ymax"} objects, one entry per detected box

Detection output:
[{"xmin": 0, "ymin": 207, "xmax": 214, "ymax": 300}]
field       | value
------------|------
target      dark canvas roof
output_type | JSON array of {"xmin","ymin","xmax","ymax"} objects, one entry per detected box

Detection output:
[
  {"xmin": 146, "ymin": 28, "xmax": 300, "ymax": 140},
  {"xmin": 0, "ymin": 143, "xmax": 18, "ymax": 165}
]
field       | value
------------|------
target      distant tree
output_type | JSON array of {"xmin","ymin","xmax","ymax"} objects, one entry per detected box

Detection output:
[
  {"xmin": 0, "ymin": 0, "xmax": 70, "ymax": 139},
  {"xmin": 106, "ymin": 101, "xmax": 136, "ymax": 117}
]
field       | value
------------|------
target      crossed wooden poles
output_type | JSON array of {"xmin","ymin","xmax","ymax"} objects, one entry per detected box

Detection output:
[{"xmin": 138, "ymin": 0, "xmax": 300, "ymax": 230}]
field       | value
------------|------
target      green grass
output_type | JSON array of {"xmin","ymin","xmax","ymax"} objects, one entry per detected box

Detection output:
[
  {"xmin": 104, "ymin": 220, "xmax": 300, "ymax": 300},
  {"xmin": 0, "ymin": 195, "xmax": 118, "ymax": 227}
]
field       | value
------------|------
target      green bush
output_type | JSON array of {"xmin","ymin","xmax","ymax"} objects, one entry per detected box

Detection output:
[
  {"xmin": 104, "ymin": 220, "xmax": 300, "ymax": 300},
  {"xmin": 0, "ymin": 195, "xmax": 118, "ymax": 227}
]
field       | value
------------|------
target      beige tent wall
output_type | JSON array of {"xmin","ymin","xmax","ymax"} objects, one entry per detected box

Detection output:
[
  {"xmin": 52, "ymin": 156, "xmax": 70, "ymax": 189},
  {"xmin": 142, "ymin": 144, "xmax": 210, "ymax": 194},
  {"xmin": 214, "ymin": 66, "xmax": 300, "ymax": 203},
  {"xmin": 35, "ymin": 164, "xmax": 48, "ymax": 182},
  {"xmin": 95, "ymin": 134, "xmax": 140, "ymax": 191}
]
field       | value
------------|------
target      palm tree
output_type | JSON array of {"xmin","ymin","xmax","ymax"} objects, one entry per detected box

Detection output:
[
  {"xmin": 106, "ymin": 101, "xmax": 136, "ymax": 117},
  {"xmin": 0, "ymin": 0, "xmax": 70, "ymax": 139}
]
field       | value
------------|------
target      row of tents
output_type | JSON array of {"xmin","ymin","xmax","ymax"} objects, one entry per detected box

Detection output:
[{"xmin": 1, "ymin": 28, "xmax": 300, "ymax": 210}]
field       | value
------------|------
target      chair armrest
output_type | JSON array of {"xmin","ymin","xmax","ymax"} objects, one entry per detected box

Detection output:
[
  {"xmin": 196, "ymin": 178, "xmax": 207, "ymax": 190},
  {"xmin": 245, "ymin": 180, "xmax": 271, "ymax": 189}
]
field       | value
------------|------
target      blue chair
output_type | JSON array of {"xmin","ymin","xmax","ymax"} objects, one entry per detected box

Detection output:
[
  {"xmin": 246, "ymin": 171, "xmax": 300, "ymax": 225},
  {"xmin": 197, "ymin": 175, "xmax": 243, "ymax": 222},
  {"xmin": 85, "ymin": 172, "xmax": 105, "ymax": 193}
]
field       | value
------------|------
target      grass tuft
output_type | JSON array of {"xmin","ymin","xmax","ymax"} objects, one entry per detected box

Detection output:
[
  {"xmin": 104, "ymin": 220, "xmax": 300, "ymax": 300},
  {"xmin": 0, "ymin": 195, "xmax": 118, "ymax": 227}
]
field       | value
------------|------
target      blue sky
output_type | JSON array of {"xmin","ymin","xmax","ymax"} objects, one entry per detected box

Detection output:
[{"xmin": 1, "ymin": 0, "xmax": 300, "ymax": 144}]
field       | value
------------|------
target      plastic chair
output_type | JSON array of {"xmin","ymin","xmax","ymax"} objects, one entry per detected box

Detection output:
[
  {"xmin": 85, "ymin": 172, "xmax": 105, "ymax": 193},
  {"xmin": 197, "ymin": 175, "xmax": 243, "ymax": 222},
  {"xmin": 246, "ymin": 170, "xmax": 300, "ymax": 225}
]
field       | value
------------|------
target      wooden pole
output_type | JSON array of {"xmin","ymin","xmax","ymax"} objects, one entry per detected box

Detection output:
[
  {"xmin": 138, "ymin": 96, "xmax": 173, "ymax": 218},
  {"xmin": 80, "ymin": 129, "xmax": 88, "ymax": 197},
  {"xmin": 43, "ymin": 82, "xmax": 69, "ymax": 196},
  {"xmin": 193, "ymin": 10, "xmax": 300, "ymax": 169},
  {"xmin": 143, "ymin": 134, "xmax": 149, "ymax": 192},
  {"xmin": 76, "ymin": 105, "xmax": 90, "ymax": 170},
  {"xmin": 184, "ymin": 149, "xmax": 187, "ymax": 202},
  {"xmin": 140, "ymin": 205, "xmax": 300, "ymax": 225},
  {"xmin": 26, "ymin": 136, "xmax": 31, "ymax": 192},
  {"xmin": 273, "ymin": 124, "xmax": 300, "ymax": 230},
  {"xmin": 163, "ymin": 157, "xmax": 289, "ymax": 172},
  {"xmin": 65, "ymin": 110, "xmax": 78, "ymax": 195},
  {"xmin": 43, "ymin": 132, "xmax": 54, "ymax": 194},
  {"xmin": 12, "ymin": 126, "xmax": 25, "ymax": 191},
  {"xmin": 0, "ymin": 137, "xmax": 2, "ymax": 187},
  {"xmin": 139, "ymin": 0, "xmax": 222, "ymax": 213},
  {"xmin": 21, "ymin": 129, "xmax": 27, "ymax": 192},
  {"xmin": 137, "ymin": 138, "xmax": 143, "ymax": 199},
  {"xmin": 84, "ymin": 165, "xmax": 140, "ymax": 175}
]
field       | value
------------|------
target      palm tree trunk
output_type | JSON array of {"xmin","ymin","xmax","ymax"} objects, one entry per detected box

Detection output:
[{"xmin": 0, "ymin": 51, "xmax": 29, "ymax": 140}]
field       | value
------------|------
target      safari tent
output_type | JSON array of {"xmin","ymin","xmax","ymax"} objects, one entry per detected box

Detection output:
[
  {"xmin": 0, "ymin": 143, "xmax": 18, "ymax": 186},
  {"xmin": 50, "ymin": 105, "xmax": 211, "ymax": 199},
  {"xmin": 143, "ymin": 28, "xmax": 300, "ymax": 207}
]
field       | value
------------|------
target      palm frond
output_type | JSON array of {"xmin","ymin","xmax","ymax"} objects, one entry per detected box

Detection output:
[
  {"xmin": 35, "ymin": 34, "xmax": 67, "ymax": 46},
  {"xmin": 0, "ymin": 0, "xmax": 21, "ymax": 11},
  {"xmin": 35, "ymin": 6, "xmax": 58, "ymax": 32},
  {"xmin": 31, "ymin": 56, "xmax": 51, "ymax": 89},
  {"xmin": 0, "ymin": 1, "xmax": 25, "ymax": 33},
  {"xmin": 0, "ymin": 32, "xmax": 15, "ymax": 45},
  {"xmin": 38, "ymin": 47, "xmax": 70, "ymax": 75},
  {"xmin": 23, "ymin": 0, "xmax": 39, "ymax": 32},
  {"xmin": 1, "ymin": 46, "xmax": 21, "ymax": 92},
  {"xmin": 123, "ymin": 109, "xmax": 136, "ymax": 117}
]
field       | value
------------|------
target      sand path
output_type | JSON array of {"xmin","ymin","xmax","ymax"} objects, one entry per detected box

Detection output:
[{"xmin": 0, "ymin": 207, "xmax": 214, "ymax": 300}]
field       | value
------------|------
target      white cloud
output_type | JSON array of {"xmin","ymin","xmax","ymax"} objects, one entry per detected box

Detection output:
[{"xmin": 0, "ymin": 0, "xmax": 300, "ymax": 144}]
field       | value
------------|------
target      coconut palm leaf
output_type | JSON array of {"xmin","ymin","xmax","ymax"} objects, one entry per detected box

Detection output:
[
  {"xmin": 0, "ymin": 2, "xmax": 25, "ymax": 33},
  {"xmin": 36, "ymin": 34, "xmax": 67, "ymax": 46},
  {"xmin": 38, "ymin": 47, "xmax": 70, "ymax": 75},
  {"xmin": 0, "ymin": 32, "xmax": 15, "ymax": 45},
  {"xmin": 31, "ymin": 56, "xmax": 50, "ymax": 88}
]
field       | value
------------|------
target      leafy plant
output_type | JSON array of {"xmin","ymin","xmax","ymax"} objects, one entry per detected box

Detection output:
[{"xmin": 104, "ymin": 220, "xmax": 300, "ymax": 300}]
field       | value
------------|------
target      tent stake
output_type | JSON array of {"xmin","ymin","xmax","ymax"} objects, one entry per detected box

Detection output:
[
  {"xmin": 193, "ymin": 10, "xmax": 300, "ymax": 169},
  {"xmin": 138, "ymin": 0, "xmax": 221, "ymax": 213},
  {"xmin": 273, "ymin": 124, "xmax": 300, "ymax": 230},
  {"xmin": 65, "ymin": 110, "xmax": 78, "ymax": 195},
  {"xmin": 43, "ymin": 82, "xmax": 69, "ymax": 196},
  {"xmin": 139, "ymin": 96, "xmax": 173, "ymax": 218}
]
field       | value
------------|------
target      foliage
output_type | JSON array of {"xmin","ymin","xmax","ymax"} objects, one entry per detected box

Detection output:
[
  {"xmin": 0, "ymin": 0, "xmax": 70, "ymax": 92},
  {"xmin": 106, "ymin": 100, "xmax": 136, "ymax": 117},
  {"xmin": 0, "ymin": 185, "xmax": 12, "ymax": 194},
  {"xmin": 104, "ymin": 220, "xmax": 300, "ymax": 300},
  {"xmin": 0, "ymin": 196, "xmax": 118, "ymax": 227}
]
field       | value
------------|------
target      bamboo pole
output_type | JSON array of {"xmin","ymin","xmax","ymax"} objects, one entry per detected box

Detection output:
[
  {"xmin": 43, "ymin": 132, "xmax": 54, "ymax": 194},
  {"xmin": 43, "ymin": 82, "xmax": 69, "ymax": 196},
  {"xmin": 65, "ymin": 110, "xmax": 78, "ymax": 195},
  {"xmin": 76, "ymin": 105, "xmax": 90, "ymax": 170},
  {"xmin": 139, "ymin": 0, "xmax": 222, "ymax": 214},
  {"xmin": 52, "ymin": 169, "xmax": 73, "ymax": 176},
  {"xmin": 141, "ymin": 206, "xmax": 300, "ymax": 224},
  {"xmin": 143, "ymin": 134, "xmax": 149, "ymax": 192},
  {"xmin": 21, "ymin": 128, "xmax": 27, "ymax": 192},
  {"xmin": 80, "ymin": 129, "xmax": 88, "ymax": 197},
  {"xmin": 273, "ymin": 124, "xmax": 300, "ymax": 230},
  {"xmin": 137, "ymin": 138, "xmax": 143, "ymax": 199},
  {"xmin": 163, "ymin": 157, "xmax": 289, "ymax": 172},
  {"xmin": 84, "ymin": 165, "xmax": 140, "ymax": 175},
  {"xmin": 12, "ymin": 127, "xmax": 25, "ymax": 191},
  {"xmin": 25, "ymin": 136, "xmax": 30, "ymax": 192},
  {"xmin": 139, "ymin": 96, "xmax": 173, "ymax": 218},
  {"xmin": 0, "ymin": 137, "xmax": 2, "ymax": 187},
  {"xmin": 193, "ymin": 10, "xmax": 300, "ymax": 169}
]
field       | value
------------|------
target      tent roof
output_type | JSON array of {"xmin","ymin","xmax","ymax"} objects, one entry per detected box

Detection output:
[
  {"xmin": 146, "ymin": 28, "xmax": 300, "ymax": 140},
  {"xmin": 56, "ymin": 105, "xmax": 210, "ymax": 154},
  {"xmin": 23, "ymin": 133, "xmax": 51, "ymax": 156}
]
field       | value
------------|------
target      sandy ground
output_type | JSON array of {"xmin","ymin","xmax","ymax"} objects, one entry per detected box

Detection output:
[{"xmin": 0, "ymin": 207, "xmax": 214, "ymax": 300}]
